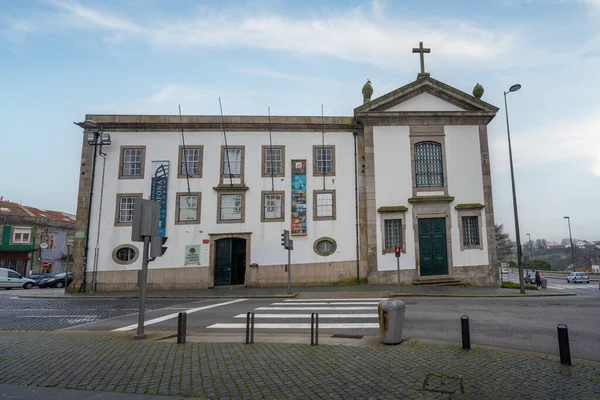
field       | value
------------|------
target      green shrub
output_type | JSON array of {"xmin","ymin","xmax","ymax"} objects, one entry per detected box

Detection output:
[
  {"xmin": 529, "ymin": 260, "xmax": 552, "ymax": 271},
  {"xmin": 501, "ymin": 281, "xmax": 538, "ymax": 290}
]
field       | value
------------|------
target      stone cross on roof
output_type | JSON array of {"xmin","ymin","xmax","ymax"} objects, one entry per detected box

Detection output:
[{"xmin": 412, "ymin": 41, "xmax": 431, "ymax": 78}]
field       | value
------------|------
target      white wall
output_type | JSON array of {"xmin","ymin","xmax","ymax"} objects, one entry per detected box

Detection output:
[
  {"xmin": 386, "ymin": 93, "xmax": 465, "ymax": 112},
  {"xmin": 372, "ymin": 126, "xmax": 417, "ymax": 271},
  {"xmin": 445, "ymin": 125, "xmax": 489, "ymax": 267},
  {"xmin": 86, "ymin": 130, "xmax": 358, "ymax": 273}
]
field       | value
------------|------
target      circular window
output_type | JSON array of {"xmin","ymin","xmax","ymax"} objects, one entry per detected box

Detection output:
[
  {"xmin": 112, "ymin": 245, "xmax": 139, "ymax": 265},
  {"xmin": 314, "ymin": 237, "xmax": 337, "ymax": 256}
]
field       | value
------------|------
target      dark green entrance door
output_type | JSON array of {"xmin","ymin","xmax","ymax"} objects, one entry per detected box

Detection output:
[
  {"xmin": 418, "ymin": 218, "xmax": 448, "ymax": 276},
  {"xmin": 214, "ymin": 238, "xmax": 246, "ymax": 286}
]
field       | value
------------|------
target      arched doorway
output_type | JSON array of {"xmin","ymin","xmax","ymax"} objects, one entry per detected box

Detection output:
[{"xmin": 214, "ymin": 238, "xmax": 247, "ymax": 286}]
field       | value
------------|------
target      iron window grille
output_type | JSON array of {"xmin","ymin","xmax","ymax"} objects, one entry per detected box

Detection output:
[
  {"xmin": 462, "ymin": 216, "xmax": 480, "ymax": 246},
  {"xmin": 415, "ymin": 141, "xmax": 443, "ymax": 187},
  {"xmin": 384, "ymin": 219, "xmax": 402, "ymax": 250}
]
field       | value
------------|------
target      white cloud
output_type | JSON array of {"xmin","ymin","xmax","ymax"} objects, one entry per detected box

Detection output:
[
  {"xmin": 490, "ymin": 115, "xmax": 600, "ymax": 176},
  {"xmin": 45, "ymin": 0, "xmax": 516, "ymax": 70},
  {"xmin": 233, "ymin": 66, "xmax": 328, "ymax": 83}
]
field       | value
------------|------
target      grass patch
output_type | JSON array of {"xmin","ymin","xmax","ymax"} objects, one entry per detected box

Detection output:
[{"xmin": 501, "ymin": 281, "xmax": 538, "ymax": 290}]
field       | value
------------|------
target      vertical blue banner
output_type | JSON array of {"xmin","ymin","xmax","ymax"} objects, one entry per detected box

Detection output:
[
  {"xmin": 150, "ymin": 161, "xmax": 169, "ymax": 237},
  {"xmin": 291, "ymin": 159, "xmax": 307, "ymax": 235}
]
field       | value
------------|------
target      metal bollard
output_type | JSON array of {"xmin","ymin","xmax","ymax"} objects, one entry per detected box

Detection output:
[
  {"xmin": 311, "ymin": 313, "xmax": 319, "ymax": 346},
  {"xmin": 177, "ymin": 312, "xmax": 187, "ymax": 344},
  {"xmin": 245, "ymin": 312, "xmax": 255, "ymax": 344},
  {"xmin": 461, "ymin": 315, "xmax": 471, "ymax": 350},
  {"xmin": 557, "ymin": 324, "xmax": 571, "ymax": 366}
]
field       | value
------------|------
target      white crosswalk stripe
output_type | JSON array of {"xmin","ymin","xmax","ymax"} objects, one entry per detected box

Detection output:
[
  {"xmin": 548, "ymin": 284, "xmax": 596, "ymax": 290},
  {"xmin": 207, "ymin": 298, "xmax": 387, "ymax": 330}
]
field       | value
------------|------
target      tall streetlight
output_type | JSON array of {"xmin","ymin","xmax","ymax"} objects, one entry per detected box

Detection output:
[
  {"xmin": 526, "ymin": 233, "xmax": 532, "ymax": 274},
  {"xmin": 564, "ymin": 216, "xmax": 576, "ymax": 272},
  {"xmin": 504, "ymin": 84, "xmax": 525, "ymax": 293}
]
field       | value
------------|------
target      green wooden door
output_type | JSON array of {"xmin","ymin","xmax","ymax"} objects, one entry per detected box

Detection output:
[
  {"xmin": 418, "ymin": 218, "xmax": 448, "ymax": 276},
  {"xmin": 214, "ymin": 239, "xmax": 232, "ymax": 286}
]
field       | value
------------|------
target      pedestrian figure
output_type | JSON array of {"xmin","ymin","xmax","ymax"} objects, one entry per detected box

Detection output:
[{"xmin": 535, "ymin": 270, "xmax": 541, "ymax": 288}]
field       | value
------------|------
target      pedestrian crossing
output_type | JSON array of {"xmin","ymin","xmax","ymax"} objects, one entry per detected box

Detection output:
[
  {"xmin": 548, "ymin": 283, "xmax": 597, "ymax": 290},
  {"xmin": 207, "ymin": 298, "xmax": 386, "ymax": 331}
]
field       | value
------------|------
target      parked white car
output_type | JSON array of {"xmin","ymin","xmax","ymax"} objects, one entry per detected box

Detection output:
[
  {"xmin": 567, "ymin": 272, "xmax": 590, "ymax": 284},
  {"xmin": 0, "ymin": 268, "xmax": 36, "ymax": 289}
]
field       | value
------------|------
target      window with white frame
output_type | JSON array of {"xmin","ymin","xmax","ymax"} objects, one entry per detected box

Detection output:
[
  {"xmin": 179, "ymin": 147, "xmax": 203, "ymax": 177},
  {"xmin": 121, "ymin": 148, "xmax": 144, "ymax": 177},
  {"xmin": 12, "ymin": 227, "xmax": 31, "ymax": 244},
  {"xmin": 314, "ymin": 146, "xmax": 334, "ymax": 175},
  {"xmin": 115, "ymin": 194, "xmax": 141, "ymax": 225},
  {"xmin": 223, "ymin": 148, "xmax": 242, "ymax": 175},
  {"xmin": 314, "ymin": 190, "xmax": 335, "ymax": 220},
  {"xmin": 176, "ymin": 193, "xmax": 200, "ymax": 224},
  {"xmin": 414, "ymin": 141, "xmax": 444, "ymax": 187},
  {"xmin": 462, "ymin": 216, "xmax": 480, "ymax": 246},
  {"xmin": 219, "ymin": 194, "xmax": 243, "ymax": 221},
  {"xmin": 384, "ymin": 219, "xmax": 402, "ymax": 251},
  {"xmin": 262, "ymin": 192, "xmax": 283, "ymax": 221},
  {"xmin": 263, "ymin": 147, "xmax": 284, "ymax": 176}
]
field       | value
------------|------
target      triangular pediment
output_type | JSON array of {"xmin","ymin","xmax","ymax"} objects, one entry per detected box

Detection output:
[{"xmin": 355, "ymin": 76, "xmax": 499, "ymax": 115}]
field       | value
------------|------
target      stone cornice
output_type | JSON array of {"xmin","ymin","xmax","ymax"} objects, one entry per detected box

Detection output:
[
  {"xmin": 84, "ymin": 115, "xmax": 361, "ymax": 133},
  {"xmin": 355, "ymin": 111, "xmax": 497, "ymax": 126},
  {"xmin": 408, "ymin": 195, "xmax": 455, "ymax": 203},
  {"xmin": 213, "ymin": 185, "xmax": 250, "ymax": 192},
  {"xmin": 455, "ymin": 203, "xmax": 485, "ymax": 210},
  {"xmin": 377, "ymin": 206, "xmax": 408, "ymax": 213}
]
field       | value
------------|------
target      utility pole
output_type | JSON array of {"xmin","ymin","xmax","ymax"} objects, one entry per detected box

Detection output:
[{"xmin": 564, "ymin": 216, "xmax": 576, "ymax": 272}]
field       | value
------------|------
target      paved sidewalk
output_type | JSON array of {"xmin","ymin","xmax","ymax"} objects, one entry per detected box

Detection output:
[
  {"xmin": 18, "ymin": 283, "xmax": 574, "ymax": 300},
  {"xmin": 1, "ymin": 332, "xmax": 598, "ymax": 399}
]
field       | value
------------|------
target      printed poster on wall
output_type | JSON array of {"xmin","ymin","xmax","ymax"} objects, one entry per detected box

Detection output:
[
  {"xmin": 291, "ymin": 159, "xmax": 307, "ymax": 235},
  {"xmin": 150, "ymin": 161, "xmax": 169, "ymax": 237},
  {"xmin": 184, "ymin": 245, "xmax": 201, "ymax": 265}
]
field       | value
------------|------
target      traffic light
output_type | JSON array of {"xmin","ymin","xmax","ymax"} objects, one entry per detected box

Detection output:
[
  {"xmin": 150, "ymin": 236, "xmax": 168, "ymax": 258},
  {"xmin": 281, "ymin": 230, "xmax": 290, "ymax": 250},
  {"xmin": 394, "ymin": 247, "xmax": 401, "ymax": 258}
]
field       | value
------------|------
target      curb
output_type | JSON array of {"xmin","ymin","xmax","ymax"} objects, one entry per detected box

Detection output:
[
  {"xmin": 389, "ymin": 292, "xmax": 577, "ymax": 298},
  {"xmin": 17, "ymin": 293, "xmax": 299, "ymax": 300}
]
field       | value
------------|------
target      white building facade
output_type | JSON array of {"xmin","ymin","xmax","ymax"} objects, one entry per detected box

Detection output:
[{"xmin": 71, "ymin": 75, "xmax": 500, "ymax": 292}]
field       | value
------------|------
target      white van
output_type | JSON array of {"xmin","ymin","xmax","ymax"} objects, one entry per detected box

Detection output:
[{"xmin": 0, "ymin": 268, "xmax": 36, "ymax": 289}]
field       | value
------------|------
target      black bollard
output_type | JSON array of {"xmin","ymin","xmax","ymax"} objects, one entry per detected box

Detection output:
[
  {"xmin": 557, "ymin": 324, "xmax": 571, "ymax": 366},
  {"xmin": 245, "ymin": 312, "xmax": 255, "ymax": 344},
  {"xmin": 311, "ymin": 313, "xmax": 319, "ymax": 346},
  {"xmin": 177, "ymin": 312, "xmax": 187, "ymax": 344},
  {"xmin": 461, "ymin": 315, "xmax": 471, "ymax": 350}
]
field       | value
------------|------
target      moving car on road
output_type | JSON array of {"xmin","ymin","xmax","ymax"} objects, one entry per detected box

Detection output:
[
  {"xmin": 38, "ymin": 272, "xmax": 73, "ymax": 288},
  {"xmin": 0, "ymin": 268, "xmax": 36, "ymax": 289},
  {"xmin": 567, "ymin": 272, "xmax": 590, "ymax": 284}
]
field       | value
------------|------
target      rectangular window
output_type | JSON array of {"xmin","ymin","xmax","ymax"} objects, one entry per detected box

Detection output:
[
  {"xmin": 262, "ymin": 146, "xmax": 285, "ymax": 177},
  {"xmin": 176, "ymin": 192, "xmax": 201, "ymax": 224},
  {"xmin": 384, "ymin": 219, "xmax": 402, "ymax": 251},
  {"xmin": 12, "ymin": 228, "xmax": 31, "ymax": 244},
  {"xmin": 261, "ymin": 191, "xmax": 284, "ymax": 222},
  {"xmin": 46, "ymin": 234, "xmax": 56, "ymax": 250},
  {"xmin": 462, "ymin": 216, "xmax": 480, "ymax": 246},
  {"xmin": 115, "ymin": 194, "xmax": 142, "ymax": 226},
  {"xmin": 223, "ymin": 148, "xmax": 242, "ymax": 175},
  {"xmin": 314, "ymin": 146, "xmax": 335, "ymax": 176},
  {"xmin": 414, "ymin": 141, "xmax": 444, "ymax": 187},
  {"xmin": 219, "ymin": 193, "xmax": 244, "ymax": 222},
  {"xmin": 178, "ymin": 146, "xmax": 203, "ymax": 178},
  {"xmin": 119, "ymin": 146, "xmax": 146, "ymax": 179},
  {"xmin": 313, "ymin": 190, "xmax": 336, "ymax": 220}
]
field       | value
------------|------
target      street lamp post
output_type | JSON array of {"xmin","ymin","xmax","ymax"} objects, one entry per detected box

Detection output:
[
  {"xmin": 526, "ymin": 233, "xmax": 532, "ymax": 274},
  {"xmin": 564, "ymin": 216, "xmax": 576, "ymax": 272},
  {"xmin": 504, "ymin": 84, "xmax": 525, "ymax": 294}
]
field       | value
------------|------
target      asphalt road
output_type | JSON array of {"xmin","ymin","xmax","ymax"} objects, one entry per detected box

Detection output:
[{"xmin": 3, "ymin": 285, "xmax": 599, "ymax": 362}]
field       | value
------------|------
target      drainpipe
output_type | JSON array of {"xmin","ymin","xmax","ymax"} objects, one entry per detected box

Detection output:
[
  {"xmin": 82, "ymin": 133, "xmax": 99, "ymax": 292},
  {"xmin": 29, "ymin": 227, "xmax": 37, "ymax": 275},
  {"xmin": 353, "ymin": 131, "xmax": 360, "ymax": 284}
]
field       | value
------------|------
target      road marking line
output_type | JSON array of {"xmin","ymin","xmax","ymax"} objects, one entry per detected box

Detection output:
[
  {"xmin": 284, "ymin": 298, "xmax": 387, "ymax": 302},
  {"xmin": 255, "ymin": 306, "xmax": 376, "ymax": 311},
  {"xmin": 270, "ymin": 302, "xmax": 380, "ymax": 305},
  {"xmin": 207, "ymin": 323, "xmax": 380, "ymax": 329},
  {"xmin": 233, "ymin": 313, "xmax": 378, "ymax": 319},
  {"xmin": 111, "ymin": 299, "xmax": 247, "ymax": 332}
]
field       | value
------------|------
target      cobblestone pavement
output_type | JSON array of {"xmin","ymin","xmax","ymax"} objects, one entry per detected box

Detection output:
[
  {"xmin": 0, "ymin": 332, "xmax": 598, "ymax": 399},
  {"xmin": 0, "ymin": 296, "xmax": 197, "ymax": 331}
]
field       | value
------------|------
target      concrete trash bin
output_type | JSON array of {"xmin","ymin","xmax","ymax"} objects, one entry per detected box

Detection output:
[
  {"xmin": 378, "ymin": 299, "xmax": 406, "ymax": 345},
  {"xmin": 541, "ymin": 278, "xmax": 548, "ymax": 289}
]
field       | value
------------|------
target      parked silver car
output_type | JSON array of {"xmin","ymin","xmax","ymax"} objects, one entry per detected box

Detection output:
[
  {"xmin": 567, "ymin": 272, "xmax": 590, "ymax": 284},
  {"xmin": 0, "ymin": 268, "xmax": 36, "ymax": 289}
]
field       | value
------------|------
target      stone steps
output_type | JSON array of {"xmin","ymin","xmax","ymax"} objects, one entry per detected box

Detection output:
[{"xmin": 413, "ymin": 278, "xmax": 467, "ymax": 286}]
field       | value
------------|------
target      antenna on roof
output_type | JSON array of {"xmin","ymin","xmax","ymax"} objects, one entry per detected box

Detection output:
[
  {"xmin": 219, "ymin": 98, "xmax": 234, "ymax": 186},
  {"xmin": 179, "ymin": 104, "xmax": 191, "ymax": 194},
  {"xmin": 268, "ymin": 107, "xmax": 275, "ymax": 192}
]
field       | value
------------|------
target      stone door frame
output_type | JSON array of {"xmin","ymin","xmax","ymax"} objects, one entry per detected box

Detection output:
[{"xmin": 208, "ymin": 232, "xmax": 252, "ymax": 288}]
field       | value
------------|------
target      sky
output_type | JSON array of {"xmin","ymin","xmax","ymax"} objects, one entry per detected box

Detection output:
[{"xmin": 1, "ymin": 0, "xmax": 599, "ymax": 243}]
